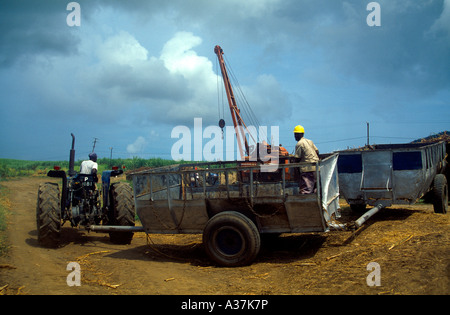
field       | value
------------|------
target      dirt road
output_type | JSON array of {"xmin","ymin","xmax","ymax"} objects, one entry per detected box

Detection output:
[{"xmin": 0, "ymin": 176, "xmax": 449, "ymax": 295}]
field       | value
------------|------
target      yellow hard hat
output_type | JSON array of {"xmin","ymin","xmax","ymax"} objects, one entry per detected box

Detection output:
[{"xmin": 293, "ymin": 125, "xmax": 305, "ymax": 133}]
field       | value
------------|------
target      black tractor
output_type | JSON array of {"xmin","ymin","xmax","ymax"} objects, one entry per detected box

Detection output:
[{"xmin": 36, "ymin": 134, "xmax": 136, "ymax": 247}]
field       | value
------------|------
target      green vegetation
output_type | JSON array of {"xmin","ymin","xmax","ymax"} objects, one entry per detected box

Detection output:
[
  {"xmin": 97, "ymin": 156, "xmax": 177, "ymax": 171},
  {"xmin": 0, "ymin": 159, "xmax": 67, "ymax": 178},
  {"xmin": 0, "ymin": 157, "xmax": 181, "ymax": 180}
]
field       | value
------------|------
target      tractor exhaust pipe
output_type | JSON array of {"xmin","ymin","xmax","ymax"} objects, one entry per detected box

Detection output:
[{"xmin": 68, "ymin": 133, "xmax": 76, "ymax": 177}]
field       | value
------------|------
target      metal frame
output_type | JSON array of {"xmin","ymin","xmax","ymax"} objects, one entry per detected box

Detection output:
[{"xmin": 126, "ymin": 155, "xmax": 341, "ymax": 235}]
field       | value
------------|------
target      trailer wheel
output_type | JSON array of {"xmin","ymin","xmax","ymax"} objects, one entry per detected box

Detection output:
[
  {"xmin": 432, "ymin": 174, "xmax": 448, "ymax": 214},
  {"xmin": 108, "ymin": 182, "xmax": 135, "ymax": 244},
  {"xmin": 203, "ymin": 211, "xmax": 260, "ymax": 267},
  {"xmin": 36, "ymin": 183, "xmax": 61, "ymax": 247}
]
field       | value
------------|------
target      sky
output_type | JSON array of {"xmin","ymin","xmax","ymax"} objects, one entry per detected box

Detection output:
[{"xmin": 0, "ymin": 0, "xmax": 449, "ymax": 161}]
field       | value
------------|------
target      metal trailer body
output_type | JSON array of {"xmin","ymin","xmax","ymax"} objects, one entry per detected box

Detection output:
[
  {"xmin": 127, "ymin": 154, "xmax": 341, "ymax": 236},
  {"xmin": 337, "ymin": 141, "xmax": 447, "ymax": 208}
]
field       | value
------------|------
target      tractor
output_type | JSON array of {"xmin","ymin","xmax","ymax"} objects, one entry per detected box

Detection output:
[{"xmin": 36, "ymin": 133, "xmax": 136, "ymax": 247}]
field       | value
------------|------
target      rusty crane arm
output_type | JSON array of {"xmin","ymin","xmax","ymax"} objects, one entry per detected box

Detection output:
[{"xmin": 214, "ymin": 45, "xmax": 251, "ymax": 160}]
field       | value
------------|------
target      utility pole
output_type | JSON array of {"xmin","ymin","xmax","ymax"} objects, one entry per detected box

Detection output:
[
  {"xmin": 92, "ymin": 138, "xmax": 99, "ymax": 152},
  {"xmin": 366, "ymin": 122, "xmax": 370, "ymax": 146}
]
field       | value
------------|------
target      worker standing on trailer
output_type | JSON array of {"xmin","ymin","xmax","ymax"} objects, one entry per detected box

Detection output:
[{"xmin": 293, "ymin": 125, "xmax": 319, "ymax": 194}]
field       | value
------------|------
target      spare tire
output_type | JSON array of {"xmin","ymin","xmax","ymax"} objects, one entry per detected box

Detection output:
[{"xmin": 203, "ymin": 211, "xmax": 260, "ymax": 267}]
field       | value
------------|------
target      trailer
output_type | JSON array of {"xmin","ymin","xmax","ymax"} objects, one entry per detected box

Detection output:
[
  {"xmin": 88, "ymin": 142, "xmax": 448, "ymax": 266},
  {"xmin": 121, "ymin": 155, "xmax": 343, "ymax": 266},
  {"xmin": 337, "ymin": 141, "xmax": 448, "ymax": 214}
]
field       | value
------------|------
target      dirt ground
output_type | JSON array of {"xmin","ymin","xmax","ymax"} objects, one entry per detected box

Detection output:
[{"xmin": 0, "ymin": 176, "xmax": 448, "ymax": 295}]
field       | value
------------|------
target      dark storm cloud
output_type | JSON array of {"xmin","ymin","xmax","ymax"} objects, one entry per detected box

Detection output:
[
  {"xmin": 326, "ymin": 0, "xmax": 450, "ymax": 93},
  {"xmin": 0, "ymin": 0, "xmax": 448, "ymax": 160},
  {"xmin": 3, "ymin": 0, "xmax": 448, "ymax": 93},
  {"xmin": 0, "ymin": 0, "xmax": 81, "ymax": 66},
  {"xmin": 256, "ymin": 0, "xmax": 450, "ymax": 94},
  {"xmin": 129, "ymin": 0, "xmax": 450, "ymax": 95}
]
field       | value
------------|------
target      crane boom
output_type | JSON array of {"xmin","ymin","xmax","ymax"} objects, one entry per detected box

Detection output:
[
  {"xmin": 214, "ymin": 45, "xmax": 250, "ymax": 160},
  {"xmin": 214, "ymin": 45, "xmax": 289, "ymax": 164}
]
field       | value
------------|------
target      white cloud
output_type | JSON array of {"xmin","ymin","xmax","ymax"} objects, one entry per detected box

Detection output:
[
  {"xmin": 97, "ymin": 31, "xmax": 148, "ymax": 66},
  {"xmin": 16, "ymin": 30, "xmax": 221, "ymax": 127},
  {"xmin": 127, "ymin": 136, "xmax": 147, "ymax": 154},
  {"xmin": 160, "ymin": 31, "xmax": 204, "ymax": 74},
  {"xmin": 73, "ymin": 30, "xmax": 291, "ymax": 128},
  {"xmin": 158, "ymin": 32, "xmax": 220, "ymax": 123},
  {"xmin": 72, "ymin": 31, "xmax": 218, "ymax": 125}
]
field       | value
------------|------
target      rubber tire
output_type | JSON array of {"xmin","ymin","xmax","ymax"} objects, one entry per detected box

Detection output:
[
  {"xmin": 203, "ymin": 211, "xmax": 261, "ymax": 267},
  {"xmin": 432, "ymin": 174, "xmax": 448, "ymax": 214},
  {"xmin": 36, "ymin": 182, "xmax": 61, "ymax": 248},
  {"xmin": 108, "ymin": 182, "xmax": 135, "ymax": 244}
]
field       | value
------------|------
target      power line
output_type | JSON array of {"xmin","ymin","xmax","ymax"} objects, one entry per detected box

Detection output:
[{"xmin": 315, "ymin": 137, "xmax": 367, "ymax": 145}]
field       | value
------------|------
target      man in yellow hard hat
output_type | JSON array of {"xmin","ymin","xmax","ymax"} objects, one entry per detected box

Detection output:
[{"xmin": 293, "ymin": 125, "xmax": 319, "ymax": 194}]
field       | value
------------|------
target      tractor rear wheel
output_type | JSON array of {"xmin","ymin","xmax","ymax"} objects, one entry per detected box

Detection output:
[
  {"xmin": 108, "ymin": 182, "xmax": 135, "ymax": 244},
  {"xmin": 36, "ymin": 182, "xmax": 61, "ymax": 247}
]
